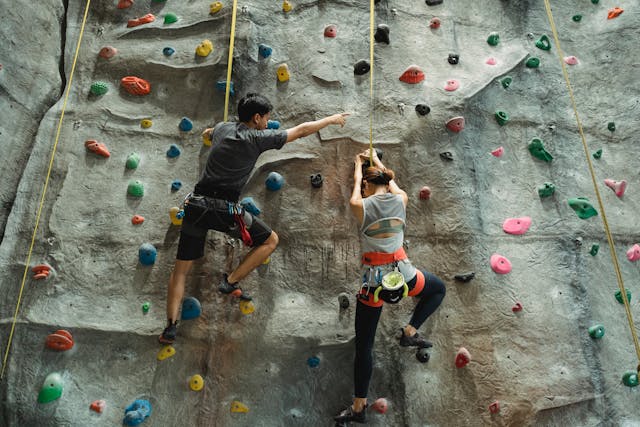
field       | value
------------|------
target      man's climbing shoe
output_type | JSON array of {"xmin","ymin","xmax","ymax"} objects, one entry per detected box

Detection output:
[
  {"xmin": 399, "ymin": 329, "xmax": 433, "ymax": 348},
  {"xmin": 333, "ymin": 404, "xmax": 367, "ymax": 424},
  {"xmin": 158, "ymin": 321, "xmax": 177, "ymax": 345},
  {"xmin": 218, "ymin": 275, "xmax": 252, "ymax": 301}
]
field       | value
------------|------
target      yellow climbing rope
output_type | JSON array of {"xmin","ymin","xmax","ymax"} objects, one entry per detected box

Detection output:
[
  {"xmin": 0, "ymin": 0, "xmax": 93, "ymax": 380},
  {"xmin": 368, "ymin": 0, "xmax": 375, "ymax": 164},
  {"xmin": 223, "ymin": 0, "xmax": 238, "ymax": 122},
  {"xmin": 542, "ymin": 0, "xmax": 640, "ymax": 371}
]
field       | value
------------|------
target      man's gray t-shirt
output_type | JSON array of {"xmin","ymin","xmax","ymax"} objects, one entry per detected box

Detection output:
[{"xmin": 194, "ymin": 122, "xmax": 288, "ymax": 201}]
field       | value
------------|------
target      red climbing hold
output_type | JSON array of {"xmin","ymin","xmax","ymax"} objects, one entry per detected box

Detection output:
[
  {"xmin": 491, "ymin": 147, "xmax": 504, "ymax": 157},
  {"xmin": 45, "ymin": 330, "xmax": 74, "ymax": 351},
  {"xmin": 117, "ymin": 0, "xmax": 133, "ymax": 8},
  {"xmin": 90, "ymin": 399, "xmax": 106, "ymax": 413},
  {"xmin": 502, "ymin": 217, "xmax": 531, "ymax": 235},
  {"xmin": 489, "ymin": 401, "xmax": 500, "ymax": 414},
  {"xmin": 121, "ymin": 76, "xmax": 151, "ymax": 96},
  {"xmin": 455, "ymin": 347, "xmax": 471, "ymax": 368},
  {"xmin": 85, "ymin": 140, "xmax": 110, "ymax": 158},
  {"xmin": 512, "ymin": 302, "xmax": 523, "ymax": 312},
  {"xmin": 627, "ymin": 244, "xmax": 640, "ymax": 262},
  {"xmin": 371, "ymin": 398, "xmax": 388, "ymax": 414},
  {"xmin": 127, "ymin": 13, "xmax": 155, "ymax": 28},
  {"xmin": 429, "ymin": 17, "xmax": 441, "ymax": 29},
  {"xmin": 419, "ymin": 186, "xmax": 431, "ymax": 200},
  {"xmin": 324, "ymin": 24, "xmax": 337, "ymax": 38},
  {"xmin": 607, "ymin": 7, "xmax": 623, "ymax": 19},
  {"xmin": 490, "ymin": 254, "xmax": 512, "ymax": 274},
  {"xmin": 399, "ymin": 65, "xmax": 425, "ymax": 84},
  {"xmin": 32, "ymin": 264, "xmax": 51, "ymax": 280},
  {"xmin": 445, "ymin": 116, "xmax": 465, "ymax": 133},
  {"xmin": 604, "ymin": 178, "xmax": 627, "ymax": 197},
  {"xmin": 131, "ymin": 215, "xmax": 145, "ymax": 225},
  {"xmin": 98, "ymin": 46, "xmax": 117, "ymax": 59}
]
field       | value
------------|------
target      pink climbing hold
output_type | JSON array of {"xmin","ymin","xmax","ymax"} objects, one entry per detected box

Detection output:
[
  {"xmin": 117, "ymin": 0, "xmax": 133, "ymax": 8},
  {"xmin": 371, "ymin": 398, "xmax": 388, "ymax": 414},
  {"xmin": 429, "ymin": 17, "xmax": 441, "ymax": 29},
  {"xmin": 491, "ymin": 147, "xmax": 504, "ymax": 157},
  {"xmin": 446, "ymin": 116, "xmax": 465, "ymax": 133},
  {"xmin": 604, "ymin": 178, "xmax": 627, "ymax": 197},
  {"xmin": 98, "ymin": 46, "xmax": 117, "ymax": 59},
  {"xmin": 489, "ymin": 401, "xmax": 500, "ymax": 414},
  {"xmin": 490, "ymin": 254, "xmax": 512, "ymax": 274},
  {"xmin": 455, "ymin": 347, "xmax": 471, "ymax": 368},
  {"xmin": 399, "ymin": 65, "xmax": 425, "ymax": 84},
  {"xmin": 626, "ymin": 244, "xmax": 640, "ymax": 262},
  {"xmin": 485, "ymin": 57, "xmax": 497, "ymax": 65},
  {"xmin": 444, "ymin": 79, "xmax": 459, "ymax": 91},
  {"xmin": 419, "ymin": 186, "xmax": 431, "ymax": 200},
  {"xmin": 324, "ymin": 24, "xmax": 337, "ymax": 38},
  {"xmin": 502, "ymin": 217, "xmax": 531, "ymax": 235},
  {"xmin": 564, "ymin": 56, "xmax": 579, "ymax": 65},
  {"xmin": 512, "ymin": 302, "xmax": 523, "ymax": 312},
  {"xmin": 90, "ymin": 399, "xmax": 106, "ymax": 413}
]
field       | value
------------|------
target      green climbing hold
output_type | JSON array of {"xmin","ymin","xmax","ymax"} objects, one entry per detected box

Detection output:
[
  {"xmin": 125, "ymin": 152, "xmax": 140, "ymax": 170},
  {"xmin": 591, "ymin": 0, "xmax": 599, "ymax": 4},
  {"xmin": 615, "ymin": 289, "xmax": 631, "ymax": 304},
  {"xmin": 501, "ymin": 76, "xmax": 513, "ymax": 89},
  {"xmin": 568, "ymin": 197, "xmax": 598, "ymax": 219},
  {"xmin": 535, "ymin": 34, "xmax": 551, "ymax": 51},
  {"xmin": 607, "ymin": 122, "xmax": 616, "ymax": 132},
  {"xmin": 495, "ymin": 110, "xmax": 509, "ymax": 126},
  {"xmin": 38, "ymin": 373, "xmax": 63, "ymax": 403},
  {"xmin": 127, "ymin": 180, "xmax": 144, "ymax": 198},
  {"xmin": 590, "ymin": 244, "xmax": 599, "ymax": 256},
  {"xmin": 164, "ymin": 13, "xmax": 178, "ymax": 24},
  {"xmin": 592, "ymin": 149, "xmax": 603, "ymax": 159},
  {"xmin": 572, "ymin": 15, "xmax": 582, "ymax": 22},
  {"xmin": 538, "ymin": 182, "xmax": 556, "ymax": 198},
  {"xmin": 623, "ymin": 371, "xmax": 639, "ymax": 387},
  {"xmin": 90, "ymin": 81, "xmax": 109, "ymax": 96},
  {"xmin": 487, "ymin": 32, "xmax": 500, "ymax": 46},
  {"xmin": 528, "ymin": 138, "xmax": 553, "ymax": 162},
  {"xmin": 526, "ymin": 57, "xmax": 540, "ymax": 68},
  {"xmin": 142, "ymin": 302, "xmax": 150, "ymax": 313},
  {"xmin": 588, "ymin": 324, "xmax": 605, "ymax": 339}
]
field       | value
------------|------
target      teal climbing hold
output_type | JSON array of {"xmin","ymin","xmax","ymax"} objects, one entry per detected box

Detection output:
[
  {"xmin": 171, "ymin": 180, "xmax": 182, "ymax": 191},
  {"xmin": 495, "ymin": 111, "xmax": 509, "ymax": 126},
  {"xmin": 216, "ymin": 80, "xmax": 235, "ymax": 96},
  {"xmin": 568, "ymin": 197, "xmax": 598, "ymax": 219},
  {"xmin": 593, "ymin": 149, "xmax": 603, "ymax": 159},
  {"xmin": 607, "ymin": 122, "xmax": 616, "ymax": 132},
  {"xmin": 139, "ymin": 243, "xmax": 157, "ymax": 265},
  {"xmin": 126, "ymin": 152, "xmax": 140, "ymax": 170},
  {"xmin": 267, "ymin": 120, "xmax": 280, "ymax": 129},
  {"xmin": 588, "ymin": 324, "xmax": 605, "ymax": 339},
  {"xmin": 623, "ymin": 371, "xmax": 639, "ymax": 387},
  {"xmin": 124, "ymin": 399, "xmax": 152, "ymax": 426},
  {"xmin": 179, "ymin": 117, "xmax": 193, "ymax": 132},
  {"xmin": 127, "ymin": 180, "xmax": 144, "ymax": 198},
  {"xmin": 240, "ymin": 197, "xmax": 260, "ymax": 216},
  {"xmin": 526, "ymin": 57, "xmax": 540, "ymax": 68},
  {"xmin": 590, "ymin": 244, "xmax": 599, "ymax": 256},
  {"xmin": 528, "ymin": 138, "xmax": 553, "ymax": 162},
  {"xmin": 615, "ymin": 289, "xmax": 631, "ymax": 304},
  {"xmin": 487, "ymin": 32, "xmax": 500, "ymax": 46},
  {"xmin": 538, "ymin": 182, "xmax": 556, "ymax": 198},
  {"xmin": 591, "ymin": 0, "xmax": 599, "ymax": 4},
  {"xmin": 307, "ymin": 356, "xmax": 320, "ymax": 368},
  {"xmin": 166, "ymin": 144, "xmax": 181, "ymax": 158},
  {"xmin": 164, "ymin": 13, "xmax": 178, "ymax": 24},
  {"xmin": 258, "ymin": 44, "xmax": 273, "ymax": 59},
  {"xmin": 572, "ymin": 15, "xmax": 582, "ymax": 22},
  {"xmin": 501, "ymin": 76, "xmax": 512, "ymax": 89},
  {"xmin": 38, "ymin": 373, "xmax": 63, "ymax": 403},
  {"xmin": 535, "ymin": 34, "xmax": 551, "ymax": 50},
  {"xmin": 90, "ymin": 81, "xmax": 109, "ymax": 96},
  {"xmin": 266, "ymin": 172, "xmax": 284, "ymax": 191},
  {"xmin": 181, "ymin": 296, "xmax": 202, "ymax": 320}
]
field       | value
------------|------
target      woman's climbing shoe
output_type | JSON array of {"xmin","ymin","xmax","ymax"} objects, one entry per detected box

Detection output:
[
  {"xmin": 218, "ymin": 275, "xmax": 252, "ymax": 301},
  {"xmin": 158, "ymin": 321, "xmax": 177, "ymax": 345},
  {"xmin": 333, "ymin": 404, "xmax": 367, "ymax": 424},
  {"xmin": 399, "ymin": 329, "xmax": 433, "ymax": 348}
]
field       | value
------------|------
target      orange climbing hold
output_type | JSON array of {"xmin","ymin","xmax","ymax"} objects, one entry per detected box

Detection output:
[
  {"xmin": 32, "ymin": 264, "xmax": 51, "ymax": 280},
  {"xmin": 90, "ymin": 400, "xmax": 106, "ymax": 413},
  {"xmin": 131, "ymin": 215, "xmax": 145, "ymax": 225},
  {"xmin": 127, "ymin": 13, "xmax": 155, "ymax": 28},
  {"xmin": 607, "ymin": 7, "xmax": 623, "ymax": 19},
  {"xmin": 399, "ymin": 65, "xmax": 425, "ymax": 84},
  {"xmin": 45, "ymin": 330, "xmax": 74, "ymax": 351},
  {"xmin": 121, "ymin": 76, "xmax": 151, "ymax": 96},
  {"xmin": 117, "ymin": 0, "xmax": 133, "ymax": 9},
  {"xmin": 85, "ymin": 140, "xmax": 110, "ymax": 157}
]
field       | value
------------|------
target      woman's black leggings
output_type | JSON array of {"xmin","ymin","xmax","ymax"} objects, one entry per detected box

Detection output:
[{"xmin": 354, "ymin": 270, "xmax": 446, "ymax": 398}]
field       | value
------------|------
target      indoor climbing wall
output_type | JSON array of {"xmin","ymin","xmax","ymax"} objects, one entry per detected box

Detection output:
[{"xmin": 1, "ymin": 0, "xmax": 639, "ymax": 425}]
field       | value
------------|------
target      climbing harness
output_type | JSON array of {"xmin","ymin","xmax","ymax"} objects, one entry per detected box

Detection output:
[
  {"xmin": 227, "ymin": 201, "xmax": 252, "ymax": 247},
  {"xmin": 358, "ymin": 248, "xmax": 409, "ymax": 306}
]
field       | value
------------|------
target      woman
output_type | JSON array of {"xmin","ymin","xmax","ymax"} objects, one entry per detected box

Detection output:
[{"xmin": 334, "ymin": 149, "xmax": 446, "ymax": 424}]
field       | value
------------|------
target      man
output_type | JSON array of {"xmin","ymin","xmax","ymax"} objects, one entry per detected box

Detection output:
[{"xmin": 159, "ymin": 93, "xmax": 349, "ymax": 344}]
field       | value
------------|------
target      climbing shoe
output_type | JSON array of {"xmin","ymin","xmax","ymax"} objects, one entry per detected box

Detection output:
[
  {"xmin": 218, "ymin": 274, "xmax": 252, "ymax": 301},
  {"xmin": 399, "ymin": 329, "xmax": 433, "ymax": 348},
  {"xmin": 158, "ymin": 321, "xmax": 177, "ymax": 345},
  {"xmin": 333, "ymin": 404, "xmax": 367, "ymax": 424}
]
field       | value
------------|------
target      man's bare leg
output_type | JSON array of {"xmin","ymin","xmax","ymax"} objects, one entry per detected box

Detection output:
[
  {"xmin": 227, "ymin": 231, "xmax": 278, "ymax": 284},
  {"xmin": 159, "ymin": 259, "xmax": 194, "ymax": 344}
]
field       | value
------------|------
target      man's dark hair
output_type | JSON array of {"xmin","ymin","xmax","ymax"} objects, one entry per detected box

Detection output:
[{"xmin": 238, "ymin": 93, "xmax": 273, "ymax": 122}]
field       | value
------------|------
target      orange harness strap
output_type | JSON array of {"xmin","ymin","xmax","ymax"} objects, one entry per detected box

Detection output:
[{"xmin": 361, "ymin": 247, "xmax": 407, "ymax": 266}]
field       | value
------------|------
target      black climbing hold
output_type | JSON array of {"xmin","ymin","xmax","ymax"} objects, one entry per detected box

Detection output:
[
  {"xmin": 338, "ymin": 293, "xmax": 350, "ymax": 309},
  {"xmin": 454, "ymin": 271, "xmax": 475, "ymax": 282},
  {"xmin": 439, "ymin": 151, "xmax": 453, "ymax": 161},
  {"xmin": 448, "ymin": 53, "xmax": 459, "ymax": 65},
  {"xmin": 416, "ymin": 348, "xmax": 430, "ymax": 363},
  {"xmin": 354, "ymin": 59, "xmax": 371, "ymax": 76},
  {"xmin": 425, "ymin": 0, "xmax": 443, "ymax": 5},
  {"xmin": 415, "ymin": 104, "xmax": 431, "ymax": 116},
  {"xmin": 310, "ymin": 173, "xmax": 323, "ymax": 188},
  {"xmin": 374, "ymin": 24, "xmax": 390, "ymax": 44}
]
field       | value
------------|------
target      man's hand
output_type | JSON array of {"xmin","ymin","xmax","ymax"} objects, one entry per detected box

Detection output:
[{"xmin": 330, "ymin": 113, "xmax": 350, "ymax": 127}]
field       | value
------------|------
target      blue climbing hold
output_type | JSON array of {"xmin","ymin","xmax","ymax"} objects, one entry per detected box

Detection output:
[
  {"xmin": 240, "ymin": 197, "xmax": 261, "ymax": 216},
  {"xmin": 138, "ymin": 243, "xmax": 157, "ymax": 266},
  {"xmin": 307, "ymin": 356, "xmax": 320, "ymax": 368},
  {"xmin": 171, "ymin": 180, "xmax": 182, "ymax": 191},
  {"xmin": 179, "ymin": 117, "xmax": 193, "ymax": 132},
  {"xmin": 166, "ymin": 144, "xmax": 181, "ymax": 158},
  {"xmin": 258, "ymin": 44, "xmax": 272, "ymax": 59},
  {"xmin": 216, "ymin": 80, "xmax": 235, "ymax": 96},
  {"xmin": 267, "ymin": 120, "xmax": 280, "ymax": 129},
  {"xmin": 124, "ymin": 399, "xmax": 152, "ymax": 426},
  {"xmin": 265, "ymin": 172, "xmax": 284, "ymax": 191},
  {"xmin": 181, "ymin": 296, "xmax": 202, "ymax": 320},
  {"xmin": 163, "ymin": 47, "xmax": 175, "ymax": 56}
]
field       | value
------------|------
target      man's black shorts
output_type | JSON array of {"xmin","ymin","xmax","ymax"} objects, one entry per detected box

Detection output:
[{"xmin": 176, "ymin": 195, "xmax": 272, "ymax": 260}]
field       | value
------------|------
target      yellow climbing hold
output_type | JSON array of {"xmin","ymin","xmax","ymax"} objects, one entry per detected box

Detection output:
[
  {"xmin": 230, "ymin": 400, "xmax": 249, "ymax": 413},
  {"xmin": 276, "ymin": 64, "xmax": 290, "ymax": 82},
  {"xmin": 157, "ymin": 345, "xmax": 176, "ymax": 361},
  {"xmin": 202, "ymin": 133, "xmax": 212, "ymax": 147},
  {"xmin": 189, "ymin": 374, "xmax": 204, "ymax": 391},
  {"xmin": 262, "ymin": 257, "xmax": 270, "ymax": 265},
  {"xmin": 140, "ymin": 119, "xmax": 152, "ymax": 129},
  {"xmin": 209, "ymin": 1, "xmax": 222, "ymax": 14},
  {"xmin": 196, "ymin": 39, "xmax": 213, "ymax": 57},
  {"xmin": 169, "ymin": 206, "xmax": 183, "ymax": 226},
  {"xmin": 282, "ymin": 0, "xmax": 293, "ymax": 12},
  {"xmin": 239, "ymin": 300, "xmax": 255, "ymax": 315}
]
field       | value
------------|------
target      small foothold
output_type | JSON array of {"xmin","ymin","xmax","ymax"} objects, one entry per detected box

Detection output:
[
  {"xmin": 117, "ymin": 0, "xmax": 133, "ymax": 9},
  {"xmin": 338, "ymin": 292, "xmax": 350, "ymax": 309},
  {"xmin": 240, "ymin": 197, "xmax": 261, "ymax": 216},
  {"xmin": 445, "ymin": 116, "xmax": 465, "ymax": 133},
  {"xmin": 526, "ymin": 57, "xmax": 541, "ymax": 68},
  {"xmin": 85, "ymin": 139, "xmax": 110, "ymax": 158},
  {"xmin": 216, "ymin": 80, "xmax": 235, "ymax": 96},
  {"xmin": 538, "ymin": 182, "xmax": 556, "ymax": 198},
  {"xmin": 501, "ymin": 76, "xmax": 513, "ymax": 89},
  {"xmin": 454, "ymin": 272, "xmax": 474, "ymax": 282},
  {"xmin": 166, "ymin": 144, "xmax": 181, "ymax": 158},
  {"xmin": 258, "ymin": 44, "xmax": 272, "ymax": 59},
  {"xmin": 399, "ymin": 65, "xmax": 425, "ymax": 84},
  {"xmin": 138, "ymin": 243, "xmax": 156, "ymax": 265},
  {"xmin": 607, "ymin": 7, "xmax": 623, "ymax": 19},
  {"xmin": 267, "ymin": 120, "xmax": 280, "ymax": 129},
  {"xmin": 354, "ymin": 59, "xmax": 371, "ymax": 76},
  {"xmin": 374, "ymin": 24, "xmax": 390, "ymax": 44},
  {"xmin": 489, "ymin": 401, "xmax": 500, "ymax": 414},
  {"xmin": 90, "ymin": 400, "xmax": 106, "ymax": 413},
  {"xmin": 282, "ymin": 0, "xmax": 293, "ymax": 12},
  {"xmin": 209, "ymin": 1, "xmax": 222, "ymax": 14},
  {"xmin": 124, "ymin": 399, "xmax": 152, "ymax": 427},
  {"xmin": 512, "ymin": 302, "xmax": 523, "ymax": 312},
  {"xmin": 169, "ymin": 206, "xmax": 184, "ymax": 225},
  {"xmin": 607, "ymin": 121, "xmax": 616, "ymax": 132},
  {"xmin": 440, "ymin": 151, "xmax": 453, "ymax": 161},
  {"xmin": 623, "ymin": 371, "xmax": 639, "ymax": 387},
  {"xmin": 455, "ymin": 347, "xmax": 471, "ymax": 368},
  {"xmin": 502, "ymin": 217, "xmax": 531, "ymax": 235},
  {"xmin": 164, "ymin": 12, "xmax": 178, "ymax": 24},
  {"xmin": 535, "ymin": 34, "xmax": 551, "ymax": 50},
  {"xmin": 444, "ymin": 79, "xmax": 459, "ymax": 91},
  {"xmin": 491, "ymin": 147, "xmax": 504, "ymax": 157},
  {"xmin": 415, "ymin": 104, "xmax": 430, "ymax": 116},
  {"xmin": 425, "ymin": 0, "xmax": 443, "ymax": 5},
  {"xmin": 310, "ymin": 173, "xmax": 323, "ymax": 188},
  {"xmin": 590, "ymin": 244, "xmax": 599, "ymax": 256},
  {"xmin": 170, "ymin": 180, "xmax": 182, "ymax": 192},
  {"xmin": 276, "ymin": 64, "xmax": 290, "ymax": 82},
  {"xmin": 572, "ymin": 15, "xmax": 582, "ymax": 22},
  {"xmin": 419, "ymin": 186, "xmax": 431, "ymax": 200},
  {"xmin": 307, "ymin": 356, "xmax": 320, "ymax": 368},
  {"xmin": 127, "ymin": 13, "xmax": 155, "ymax": 28},
  {"xmin": 38, "ymin": 373, "xmax": 63, "ymax": 403},
  {"xmin": 564, "ymin": 56, "xmax": 578, "ymax": 65},
  {"xmin": 495, "ymin": 110, "xmax": 509, "ymax": 126},
  {"xmin": 140, "ymin": 119, "xmax": 153, "ymax": 128},
  {"xmin": 528, "ymin": 138, "xmax": 553, "ymax": 162},
  {"xmin": 195, "ymin": 39, "xmax": 213, "ymax": 57},
  {"xmin": 372, "ymin": 397, "xmax": 388, "ymax": 414},
  {"xmin": 615, "ymin": 289, "xmax": 632, "ymax": 305},
  {"xmin": 487, "ymin": 32, "xmax": 500, "ymax": 46},
  {"xmin": 32, "ymin": 264, "xmax": 51, "ymax": 281},
  {"xmin": 239, "ymin": 300, "xmax": 255, "ymax": 315},
  {"xmin": 593, "ymin": 149, "xmax": 603, "ymax": 159},
  {"xmin": 131, "ymin": 215, "xmax": 145, "ymax": 225},
  {"xmin": 416, "ymin": 348, "xmax": 430, "ymax": 363},
  {"xmin": 157, "ymin": 345, "xmax": 176, "ymax": 361},
  {"xmin": 604, "ymin": 178, "xmax": 627, "ymax": 197},
  {"xmin": 591, "ymin": 0, "xmax": 599, "ymax": 4},
  {"xmin": 486, "ymin": 57, "xmax": 497, "ymax": 65},
  {"xmin": 127, "ymin": 180, "xmax": 144, "ymax": 198},
  {"xmin": 429, "ymin": 17, "xmax": 441, "ymax": 29},
  {"xmin": 265, "ymin": 172, "xmax": 284, "ymax": 191},
  {"xmin": 447, "ymin": 53, "xmax": 459, "ymax": 65},
  {"xmin": 181, "ymin": 296, "xmax": 202, "ymax": 320},
  {"xmin": 324, "ymin": 24, "xmax": 337, "ymax": 38},
  {"xmin": 121, "ymin": 76, "xmax": 151, "ymax": 96},
  {"xmin": 125, "ymin": 152, "xmax": 140, "ymax": 170},
  {"xmin": 490, "ymin": 254, "xmax": 512, "ymax": 274},
  {"xmin": 626, "ymin": 244, "xmax": 640, "ymax": 262},
  {"xmin": 98, "ymin": 46, "xmax": 117, "ymax": 59},
  {"xmin": 189, "ymin": 374, "xmax": 204, "ymax": 391},
  {"xmin": 142, "ymin": 302, "xmax": 150, "ymax": 313},
  {"xmin": 179, "ymin": 117, "xmax": 193, "ymax": 132},
  {"xmin": 230, "ymin": 401, "xmax": 249, "ymax": 413},
  {"xmin": 588, "ymin": 324, "xmax": 605, "ymax": 339},
  {"xmin": 90, "ymin": 81, "xmax": 109, "ymax": 96},
  {"xmin": 45, "ymin": 330, "xmax": 74, "ymax": 351},
  {"xmin": 568, "ymin": 197, "xmax": 598, "ymax": 219},
  {"xmin": 163, "ymin": 47, "xmax": 175, "ymax": 56}
]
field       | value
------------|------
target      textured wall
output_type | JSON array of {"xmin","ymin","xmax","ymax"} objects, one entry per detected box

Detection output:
[{"xmin": 1, "ymin": 0, "xmax": 639, "ymax": 426}]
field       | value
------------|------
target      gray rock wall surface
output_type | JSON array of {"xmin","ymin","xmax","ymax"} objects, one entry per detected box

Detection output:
[{"xmin": 0, "ymin": 0, "xmax": 639, "ymax": 426}]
